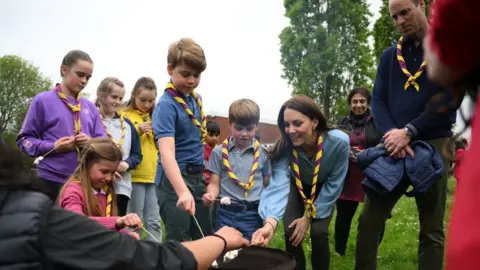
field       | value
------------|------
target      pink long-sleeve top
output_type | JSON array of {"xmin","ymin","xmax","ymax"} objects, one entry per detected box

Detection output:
[{"xmin": 58, "ymin": 182, "xmax": 126, "ymax": 233}]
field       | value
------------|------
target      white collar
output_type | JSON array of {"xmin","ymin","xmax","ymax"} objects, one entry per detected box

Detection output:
[{"xmin": 92, "ymin": 188, "xmax": 107, "ymax": 195}]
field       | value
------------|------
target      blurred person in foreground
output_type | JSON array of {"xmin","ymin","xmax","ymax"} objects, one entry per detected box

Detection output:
[{"xmin": 424, "ymin": 0, "xmax": 480, "ymax": 269}]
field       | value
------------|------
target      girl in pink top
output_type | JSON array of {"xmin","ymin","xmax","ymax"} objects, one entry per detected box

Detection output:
[{"xmin": 58, "ymin": 137, "xmax": 142, "ymax": 239}]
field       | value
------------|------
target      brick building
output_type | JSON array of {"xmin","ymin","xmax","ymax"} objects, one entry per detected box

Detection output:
[{"xmin": 206, "ymin": 111, "xmax": 280, "ymax": 144}]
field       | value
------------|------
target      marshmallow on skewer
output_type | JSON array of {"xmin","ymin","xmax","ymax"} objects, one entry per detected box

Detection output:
[
  {"xmin": 32, "ymin": 144, "xmax": 60, "ymax": 166},
  {"xmin": 223, "ymin": 249, "xmax": 240, "ymax": 262},
  {"xmin": 33, "ymin": 156, "xmax": 44, "ymax": 165},
  {"xmin": 210, "ymin": 197, "xmax": 235, "ymax": 268},
  {"xmin": 220, "ymin": 197, "xmax": 231, "ymax": 205},
  {"xmin": 211, "ymin": 249, "xmax": 241, "ymax": 267}
]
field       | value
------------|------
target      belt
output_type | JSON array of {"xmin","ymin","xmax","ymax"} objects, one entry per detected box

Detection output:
[
  {"xmin": 220, "ymin": 200, "xmax": 259, "ymax": 211},
  {"xmin": 185, "ymin": 164, "xmax": 204, "ymax": 175}
]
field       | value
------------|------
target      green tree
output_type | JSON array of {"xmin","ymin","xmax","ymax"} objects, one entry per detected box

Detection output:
[
  {"xmin": 373, "ymin": 0, "xmax": 432, "ymax": 62},
  {"xmin": 0, "ymin": 55, "xmax": 52, "ymax": 135},
  {"xmin": 279, "ymin": 0, "xmax": 374, "ymax": 122}
]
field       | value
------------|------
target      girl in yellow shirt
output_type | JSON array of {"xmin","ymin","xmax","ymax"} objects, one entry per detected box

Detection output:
[{"xmin": 122, "ymin": 77, "xmax": 161, "ymax": 242}]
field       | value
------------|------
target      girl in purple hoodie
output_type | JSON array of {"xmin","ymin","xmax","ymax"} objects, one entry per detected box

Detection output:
[{"xmin": 16, "ymin": 50, "xmax": 106, "ymax": 200}]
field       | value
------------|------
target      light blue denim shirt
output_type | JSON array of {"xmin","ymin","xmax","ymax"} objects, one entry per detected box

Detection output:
[
  {"xmin": 207, "ymin": 138, "xmax": 272, "ymax": 202},
  {"xmin": 258, "ymin": 129, "xmax": 350, "ymax": 221}
]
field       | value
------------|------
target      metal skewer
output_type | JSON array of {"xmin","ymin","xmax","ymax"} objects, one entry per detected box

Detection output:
[
  {"xmin": 141, "ymin": 227, "xmax": 161, "ymax": 243},
  {"xmin": 192, "ymin": 214, "xmax": 205, "ymax": 237}
]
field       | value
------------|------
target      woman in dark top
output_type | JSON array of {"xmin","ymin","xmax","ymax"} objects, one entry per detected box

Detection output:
[
  {"xmin": 0, "ymin": 136, "xmax": 248, "ymax": 270},
  {"xmin": 334, "ymin": 87, "xmax": 384, "ymax": 256}
]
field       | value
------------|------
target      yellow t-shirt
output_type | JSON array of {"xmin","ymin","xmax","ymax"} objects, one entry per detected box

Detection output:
[{"xmin": 121, "ymin": 109, "xmax": 158, "ymax": 183}]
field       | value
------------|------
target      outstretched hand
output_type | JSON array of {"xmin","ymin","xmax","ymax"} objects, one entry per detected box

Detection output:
[
  {"xmin": 116, "ymin": 213, "xmax": 143, "ymax": 229},
  {"xmin": 177, "ymin": 191, "xmax": 196, "ymax": 215},
  {"xmin": 251, "ymin": 225, "xmax": 275, "ymax": 246},
  {"xmin": 215, "ymin": 226, "xmax": 249, "ymax": 251}
]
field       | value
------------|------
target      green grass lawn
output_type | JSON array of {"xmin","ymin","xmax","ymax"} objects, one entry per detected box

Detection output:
[
  {"xmin": 153, "ymin": 180, "xmax": 455, "ymax": 269},
  {"xmin": 267, "ymin": 179, "xmax": 456, "ymax": 270}
]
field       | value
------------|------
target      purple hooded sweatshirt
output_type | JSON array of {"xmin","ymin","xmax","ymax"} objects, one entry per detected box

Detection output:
[{"xmin": 17, "ymin": 87, "xmax": 106, "ymax": 183}]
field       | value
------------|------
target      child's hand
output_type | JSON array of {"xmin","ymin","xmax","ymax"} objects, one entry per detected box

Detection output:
[
  {"xmin": 202, "ymin": 192, "xmax": 216, "ymax": 207},
  {"xmin": 115, "ymin": 171, "xmax": 123, "ymax": 181},
  {"xmin": 251, "ymin": 224, "xmax": 275, "ymax": 246},
  {"xmin": 138, "ymin": 122, "xmax": 152, "ymax": 134},
  {"xmin": 177, "ymin": 191, "xmax": 196, "ymax": 215},
  {"xmin": 116, "ymin": 213, "xmax": 143, "ymax": 229},
  {"xmin": 54, "ymin": 136, "xmax": 76, "ymax": 152},
  {"xmin": 74, "ymin": 132, "xmax": 91, "ymax": 147},
  {"xmin": 117, "ymin": 161, "xmax": 129, "ymax": 173}
]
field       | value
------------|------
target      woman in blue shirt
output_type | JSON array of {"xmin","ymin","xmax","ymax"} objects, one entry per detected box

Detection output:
[{"xmin": 252, "ymin": 95, "xmax": 350, "ymax": 270}]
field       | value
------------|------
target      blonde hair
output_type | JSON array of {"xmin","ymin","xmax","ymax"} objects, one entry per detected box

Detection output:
[
  {"xmin": 58, "ymin": 137, "xmax": 123, "ymax": 217},
  {"xmin": 167, "ymin": 38, "xmax": 207, "ymax": 73},
  {"xmin": 96, "ymin": 77, "xmax": 124, "ymax": 108},
  {"xmin": 228, "ymin": 99, "xmax": 260, "ymax": 126},
  {"xmin": 124, "ymin": 77, "xmax": 157, "ymax": 116}
]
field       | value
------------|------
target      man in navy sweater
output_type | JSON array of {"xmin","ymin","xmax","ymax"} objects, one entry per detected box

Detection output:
[{"xmin": 354, "ymin": 0, "xmax": 457, "ymax": 270}]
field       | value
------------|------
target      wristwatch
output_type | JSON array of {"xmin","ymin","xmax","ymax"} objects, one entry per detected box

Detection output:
[{"xmin": 404, "ymin": 126, "xmax": 414, "ymax": 138}]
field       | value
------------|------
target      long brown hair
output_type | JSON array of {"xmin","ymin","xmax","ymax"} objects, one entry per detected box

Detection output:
[
  {"xmin": 58, "ymin": 137, "xmax": 122, "ymax": 216},
  {"xmin": 269, "ymin": 95, "xmax": 332, "ymax": 162},
  {"xmin": 124, "ymin": 77, "xmax": 157, "ymax": 116}
]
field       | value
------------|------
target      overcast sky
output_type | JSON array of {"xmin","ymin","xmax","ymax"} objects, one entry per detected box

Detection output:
[{"xmin": 1, "ymin": 0, "xmax": 384, "ymax": 121}]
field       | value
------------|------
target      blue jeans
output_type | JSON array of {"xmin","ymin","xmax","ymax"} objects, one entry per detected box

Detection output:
[
  {"xmin": 216, "ymin": 205, "xmax": 263, "ymax": 242},
  {"xmin": 128, "ymin": 183, "xmax": 162, "ymax": 242}
]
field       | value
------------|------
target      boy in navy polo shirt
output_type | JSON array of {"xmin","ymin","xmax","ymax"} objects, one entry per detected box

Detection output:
[
  {"xmin": 153, "ymin": 37, "xmax": 212, "ymax": 241},
  {"xmin": 202, "ymin": 99, "xmax": 272, "ymax": 241}
]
